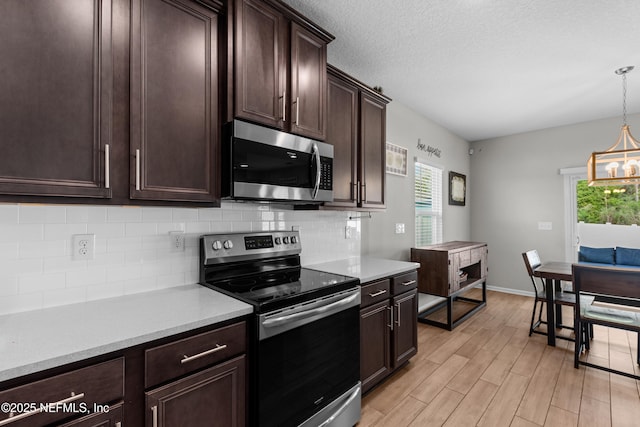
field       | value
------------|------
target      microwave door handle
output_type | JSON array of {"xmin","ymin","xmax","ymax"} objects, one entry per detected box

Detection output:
[{"xmin": 312, "ymin": 142, "xmax": 321, "ymax": 199}]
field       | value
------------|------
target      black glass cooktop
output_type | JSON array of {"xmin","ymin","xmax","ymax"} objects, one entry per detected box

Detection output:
[{"xmin": 203, "ymin": 267, "xmax": 359, "ymax": 312}]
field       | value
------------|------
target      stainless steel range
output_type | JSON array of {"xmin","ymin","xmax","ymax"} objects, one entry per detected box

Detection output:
[{"xmin": 199, "ymin": 231, "xmax": 361, "ymax": 427}]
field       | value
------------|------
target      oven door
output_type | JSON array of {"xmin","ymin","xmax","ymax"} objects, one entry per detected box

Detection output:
[
  {"xmin": 225, "ymin": 120, "xmax": 333, "ymax": 202},
  {"xmin": 256, "ymin": 287, "xmax": 361, "ymax": 427}
]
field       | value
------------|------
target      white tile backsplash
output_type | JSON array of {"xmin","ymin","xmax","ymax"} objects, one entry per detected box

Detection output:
[{"xmin": 0, "ymin": 202, "xmax": 360, "ymax": 315}]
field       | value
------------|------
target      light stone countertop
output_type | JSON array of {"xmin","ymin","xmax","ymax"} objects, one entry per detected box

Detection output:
[
  {"xmin": 0, "ymin": 284, "xmax": 253, "ymax": 383},
  {"xmin": 306, "ymin": 256, "xmax": 420, "ymax": 284}
]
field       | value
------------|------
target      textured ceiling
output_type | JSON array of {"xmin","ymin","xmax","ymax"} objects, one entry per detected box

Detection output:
[{"xmin": 282, "ymin": 0, "xmax": 640, "ymax": 141}]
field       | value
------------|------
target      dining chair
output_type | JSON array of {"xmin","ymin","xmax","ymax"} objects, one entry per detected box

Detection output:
[
  {"xmin": 573, "ymin": 263, "xmax": 640, "ymax": 379},
  {"xmin": 522, "ymin": 250, "xmax": 589, "ymax": 343}
]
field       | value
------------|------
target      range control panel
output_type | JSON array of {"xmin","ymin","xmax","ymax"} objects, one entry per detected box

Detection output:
[{"xmin": 201, "ymin": 231, "xmax": 301, "ymax": 264}]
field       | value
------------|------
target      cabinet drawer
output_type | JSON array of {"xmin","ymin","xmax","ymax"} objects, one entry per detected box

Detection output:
[
  {"xmin": 360, "ymin": 279, "xmax": 391, "ymax": 308},
  {"xmin": 457, "ymin": 250, "xmax": 471, "ymax": 267},
  {"xmin": 470, "ymin": 247, "xmax": 484, "ymax": 265},
  {"xmin": 392, "ymin": 271, "xmax": 418, "ymax": 295},
  {"xmin": 0, "ymin": 358, "xmax": 124, "ymax": 427},
  {"xmin": 145, "ymin": 321, "xmax": 246, "ymax": 388}
]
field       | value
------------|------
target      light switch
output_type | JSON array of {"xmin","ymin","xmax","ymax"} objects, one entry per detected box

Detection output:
[{"xmin": 538, "ymin": 221, "xmax": 553, "ymax": 231}]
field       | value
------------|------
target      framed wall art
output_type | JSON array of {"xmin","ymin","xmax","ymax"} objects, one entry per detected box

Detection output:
[
  {"xmin": 449, "ymin": 171, "xmax": 466, "ymax": 206},
  {"xmin": 386, "ymin": 142, "xmax": 407, "ymax": 176}
]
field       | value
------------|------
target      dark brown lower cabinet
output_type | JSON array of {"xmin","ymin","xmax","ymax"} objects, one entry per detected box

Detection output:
[
  {"xmin": 360, "ymin": 271, "xmax": 418, "ymax": 394},
  {"xmin": 58, "ymin": 403, "xmax": 123, "ymax": 427},
  {"xmin": 145, "ymin": 356, "xmax": 245, "ymax": 427}
]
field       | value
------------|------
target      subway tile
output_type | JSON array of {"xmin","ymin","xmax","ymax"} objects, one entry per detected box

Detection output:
[
  {"xmin": 142, "ymin": 235, "xmax": 166, "ymax": 251},
  {"xmin": 42, "ymin": 287, "xmax": 86, "ymax": 308},
  {"xmin": 44, "ymin": 256, "xmax": 87, "ymax": 273},
  {"xmin": 198, "ymin": 208, "xmax": 222, "ymax": 221},
  {"xmin": 0, "ymin": 242, "xmax": 18, "ymax": 260},
  {"xmin": 44, "ymin": 224, "xmax": 88, "ymax": 240},
  {"xmin": 86, "ymin": 282, "xmax": 125, "ymax": 301},
  {"xmin": 87, "ymin": 252, "xmax": 125, "ymax": 267},
  {"xmin": 0, "ymin": 258, "xmax": 43, "ymax": 275},
  {"xmin": 66, "ymin": 266, "xmax": 107, "ymax": 288},
  {"xmin": 157, "ymin": 273, "xmax": 187, "ymax": 289},
  {"xmin": 65, "ymin": 206, "xmax": 90, "ymax": 223},
  {"xmin": 142, "ymin": 207, "xmax": 174, "ymax": 222},
  {"xmin": 0, "ymin": 224, "xmax": 44, "ymax": 242},
  {"xmin": 0, "ymin": 292, "xmax": 43, "ymax": 315},
  {"xmin": 123, "ymin": 277, "xmax": 157, "ymax": 295},
  {"xmin": 185, "ymin": 222, "xmax": 210, "ymax": 234},
  {"xmin": 0, "ymin": 204, "xmax": 18, "ymax": 223},
  {"xmin": 107, "ymin": 206, "xmax": 142, "ymax": 223},
  {"xmin": 141, "ymin": 260, "xmax": 172, "ymax": 278},
  {"xmin": 19, "ymin": 205, "xmax": 66, "ymax": 224},
  {"xmin": 107, "ymin": 264, "xmax": 142, "ymax": 282},
  {"xmin": 87, "ymin": 206, "xmax": 108, "ymax": 223},
  {"xmin": 18, "ymin": 240, "xmax": 66, "ymax": 259},
  {"xmin": 210, "ymin": 222, "xmax": 233, "ymax": 233},
  {"xmin": 87, "ymin": 223, "xmax": 126, "ymax": 238},
  {"xmin": 157, "ymin": 223, "xmax": 186, "ymax": 234},
  {"xmin": 222, "ymin": 209, "xmax": 243, "ymax": 222},
  {"xmin": 0, "ymin": 275, "xmax": 18, "ymax": 297},
  {"xmin": 125, "ymin": 222, "xmax": 158, "ymax": 236},
  {"xmin": 124, "ymin": 249, "xmax": 157, "ymax": 264},
  {"xmin": 19, "ymin": 272, "xmax": 66, "ymax": 293},
  {"xmin": 230, "ymin": 221, "xmax": 252, "ymax": 232},
  {"xmin": 107, "ymin": 236, "xmax": 143, "ymax": 253},
  {"xmin": 172, "ymin": 208, "xmax": 198, "ymax": 222}
]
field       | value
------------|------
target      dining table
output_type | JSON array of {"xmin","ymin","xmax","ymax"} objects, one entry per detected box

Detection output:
[{"xmin": 533, "ymin": 261, "xmax": 573, "ymax": 346}]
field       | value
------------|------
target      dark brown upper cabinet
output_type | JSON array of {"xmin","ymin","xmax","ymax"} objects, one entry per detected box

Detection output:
[
  {"xmin": 130, "ymin": 0, "xmax": 221, "ymax": 203},
  {"xmin": 325, "ymin": 65, "xmax": 390, "ymax": 210},
  {"xmin": 229, "ymin": 0, "xmax": 333, "ymax": 140},
  {"xmin": 0, "ymin": 0, "xmax": 113, "ymax": 199}
]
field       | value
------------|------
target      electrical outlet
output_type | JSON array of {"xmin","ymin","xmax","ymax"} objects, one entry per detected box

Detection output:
[
  {"xmin": 72, "ymin": 234, "xmax": 95, "ymax": 260},
  {"xmin": 395, "ymin": 223, "xmax": 405, "ymax": 234},
  {"xmin": 345, "ymin": 225, "xmax": 354, "ymax": 239},
  {"xmin": 170, "ymin": 231, "xmax": 185, "ymax": 252}
]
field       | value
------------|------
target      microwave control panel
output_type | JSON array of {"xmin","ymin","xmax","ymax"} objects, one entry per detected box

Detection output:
[{"xmin": 320, "ymin": 157, "xmax": 332, "ymax": 190}]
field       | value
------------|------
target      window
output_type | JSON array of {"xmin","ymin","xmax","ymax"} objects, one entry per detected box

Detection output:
[{"xmin": 415, "ymin": 161, "xmax": 443, "ymax": 246}]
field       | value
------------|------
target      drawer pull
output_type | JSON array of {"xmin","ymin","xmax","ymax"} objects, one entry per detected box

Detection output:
[
  {"xmin": 0, "ymin": 392, "xmax": 85, "ymax": 426},
  {"xmin": 368, "ymin": 289, "xmax": 387, "ymax": 298},
  {"xmin": 181, "ymin": 344, "xmax": 227, "ymax": 364},
  {"xmin": 401, "ymin": 280, "xmax": 417, "ymax": 286}
]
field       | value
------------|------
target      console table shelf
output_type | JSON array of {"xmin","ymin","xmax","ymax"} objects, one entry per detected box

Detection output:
[{"xmin": 411, "ymin": 241, "xmax": 488, "ymax": 330}]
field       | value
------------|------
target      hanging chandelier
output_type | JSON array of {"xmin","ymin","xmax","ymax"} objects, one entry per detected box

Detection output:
[{"xmin": 587, "ymin": 66, "xmax": 640, "ymax": 186}]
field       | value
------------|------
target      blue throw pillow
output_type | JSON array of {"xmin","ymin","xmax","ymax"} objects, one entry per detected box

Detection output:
[
  {"xmin": 615, "ymin": 247, "xmax": 640, "ymax": 266},
  {"xmin": 579, "ymin": 246, "xmax": 616, "ymax": 264}
]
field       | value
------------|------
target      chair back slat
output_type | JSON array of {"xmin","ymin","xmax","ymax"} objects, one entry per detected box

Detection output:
[{"xmin": 572, "ymin": 264, "xmax": 640, "ymax": 300}]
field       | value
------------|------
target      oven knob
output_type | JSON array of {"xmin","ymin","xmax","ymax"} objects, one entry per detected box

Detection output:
[
  {"xmin": 223, "ymin": 240, "xmax": 233, "ymax": 250},
  {"xmin": 283, "ymin": 236, "xmax": 289, "ymax": 244},
  {"xmin": 212, "ymin": 240, "xmax": 222, "ymax": 251},
  {"xmin": 275, "ymin": 237, "xmax": 282, "ymax": 245},
  {"xmin": 290, "ymin": 236, "xmax": 297, "ymax": 244}
]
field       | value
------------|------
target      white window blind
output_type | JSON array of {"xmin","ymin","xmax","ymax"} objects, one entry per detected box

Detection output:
[{"xmin": 415, "ymin": 161, "xmax": 443, "ymax": 246}]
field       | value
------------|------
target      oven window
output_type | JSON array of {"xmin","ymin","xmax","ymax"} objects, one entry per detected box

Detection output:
[
  {"xmin": 234, "ymin": 138, "xmax": 313, "ymax": 188},
  {"xmin": 257, "ymin": 306, "xmax": 360, "ymax": 427}
]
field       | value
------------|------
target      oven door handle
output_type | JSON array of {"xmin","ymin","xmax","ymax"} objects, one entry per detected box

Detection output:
[
  {"xmin": 317, "ymin": 385, "xmax": 361, "ymax": 427},
  {"xmin": 311, "ymin": 142, "xmax": 321, "ymax": 200},
  {"xmin": 262, "ymin": 291, "xmax": 359, "ymax": 328}
]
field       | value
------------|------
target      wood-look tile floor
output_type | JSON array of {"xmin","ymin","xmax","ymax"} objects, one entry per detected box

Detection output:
[{"xmin": 359, "ymin": 289, "xmax": 640, "ymax": 427}]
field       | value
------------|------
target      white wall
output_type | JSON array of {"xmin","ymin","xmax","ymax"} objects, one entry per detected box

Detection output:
[
  {"xmin": 0, "ymin": 202, "xmax": 360, "ymax": 315},
  {"xmin": 470, "ymin": 113, "xmax": 640, "ymax": 294},
  {"xmin": 362, "ymin": 101, "xmax": 472, "ymax": 260}
]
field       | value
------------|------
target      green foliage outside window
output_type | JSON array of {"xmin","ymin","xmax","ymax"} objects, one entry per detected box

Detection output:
[{"xmin": 577, "ymin": 180, "xmax": 640, "ymax": 224}]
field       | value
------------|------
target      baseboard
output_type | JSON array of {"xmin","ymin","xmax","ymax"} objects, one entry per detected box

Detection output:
[{"xmin": 486, "ymin": 285, "xmax": 534, "ymax": 298}]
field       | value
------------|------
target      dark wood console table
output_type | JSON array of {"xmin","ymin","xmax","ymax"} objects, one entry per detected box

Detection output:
[{"xmin": 411, "ymin": 241, "xmax": 488, "ymax": 330}]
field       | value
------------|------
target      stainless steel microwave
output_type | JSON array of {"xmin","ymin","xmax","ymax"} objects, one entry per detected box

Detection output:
[{"xmin": 222, "ymin": 120, "xmax": 333, "ymax": 203}]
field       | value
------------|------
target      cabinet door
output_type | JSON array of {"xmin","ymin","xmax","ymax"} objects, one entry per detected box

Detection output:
[
  {"xmin": 146, "ymin": 355, "xmax": 245, "ymax": 427},
  {"xmin": 393, "ymin": 290, "xmax": 418, "ymax": 368},
  {"xmin": 325, "ymin": 71, "xmax": 358, "ymax": 207},
  {"xmin": 130, "ymin": 0, "xmax": 220, "ymax": 203},
  {"xmin": 289, "ymin": 22, "xmax": 327, "ymax": 140},
  {"xmin": 234, "ymin": 0, "xmax": 286, "ymax": 128},
  {"xmin": 360, "ymin": 300, "xmax": 391, "ymax": 393},
  {"xmin": 359, "ymin": 92, "xmax": 386, "ymax": 209},
  {"xmin": 0, "ymin": 0, "xmax": 112, "ymax": 199}
]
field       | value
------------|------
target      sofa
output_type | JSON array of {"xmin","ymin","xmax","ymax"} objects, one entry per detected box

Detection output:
[{"xmin": 578, "ymin": 245, "xmax": 640, "ymax": 268}]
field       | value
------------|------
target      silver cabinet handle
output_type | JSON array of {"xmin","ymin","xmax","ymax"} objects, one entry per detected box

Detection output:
[
  {"xmin": 356, "ymin": 180, "xmax": 361, "ymax": 203},
  {"xmin": 387, "ymin": 305, "xmax": 394, "ymax": 331},
  {"xmin": 0, "ymin": 393, "xmax": 85, "ymax": 426},
  {"xmin": 295, "ymin": 96, "xmax": 300, "ymax": 125},
  {"xmin": 104, "ymin": 144, "xmax": 110, "ymax": 189},
  {"xmin": 181, "ymin": 344, "xmax": 227, "ymax": 364},
  {"xmin": 395, "ymin": 302, "xmax": 401, "ymax": 327},
  {"xmin": 282, "ymin": 91, "xmax": 286, "ymax": 122},
  {"xmin": 362, "ymin": 182, "xmax": 367, "ymax": 202},
  {"xmin": 368, "ymin": 289, "xmax": 387, "ymax": 298},
  {"xmin": 317, "ymin": 385, "xmax": 360, "ymax": 427},
  {"xmin": 311, "ymin": 142, "xmax": 321, "ymax": 199},
  {"xmin": 135, "ymin": 149, "xmax": 141, "ymax": 191},
  {"xmin": 151, "ymin": 405, "xmax": 158, "ymax": 427},
  {"xmin": 401, "ymin": 280, "xmax": 417, "ymax": 287}
]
